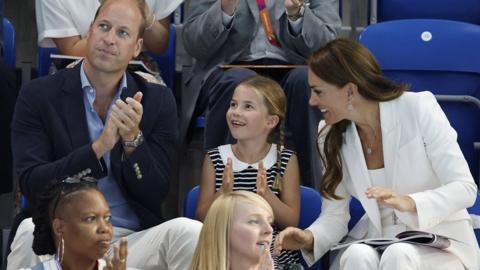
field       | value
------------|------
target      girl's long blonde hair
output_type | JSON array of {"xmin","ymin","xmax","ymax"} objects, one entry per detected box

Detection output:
[{"xmin": 189, "ymin": 191, "xmax": 273, "ymax": 270}]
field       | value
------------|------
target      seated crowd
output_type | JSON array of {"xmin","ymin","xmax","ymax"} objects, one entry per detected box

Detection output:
[{"xmin": 3, "ymin": 0, "xmax": 478, "ymax": 269}]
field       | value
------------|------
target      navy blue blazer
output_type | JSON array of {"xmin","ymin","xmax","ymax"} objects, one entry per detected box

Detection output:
[{"xmin": 11, "ymin": 63, "xmax": 178, "ymax": 229}]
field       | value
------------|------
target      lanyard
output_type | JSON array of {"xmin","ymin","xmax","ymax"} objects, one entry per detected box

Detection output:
[{"xmin": 255, "ymin": 0, "xmax": 281, "ymax": 47}]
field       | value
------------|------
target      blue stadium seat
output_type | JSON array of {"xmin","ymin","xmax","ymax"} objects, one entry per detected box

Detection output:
[
  {"xmin": 369, "ymin": 0, "xmax": 480, "ymax": 24},
  {"xmin": 183, "ymin": 185, "xmax": 323, "ymax": 227},
  {"xmin": 37, "ymin": 46, "xmax": 59, "ymax": 77},
  {"xmin": 183, "ymin": 185, "xmax": 199, "ymax": 219},
  {"xmin": 2, "ymin": 18, "xmax": 15, "ymax": 66},
  {"xmin": 147, "ymin": 24, "xmax": 176, "ymax": 91},
  {"xmin": 359, "ymin": 19, "xmax": 480, "ymax": 182}
]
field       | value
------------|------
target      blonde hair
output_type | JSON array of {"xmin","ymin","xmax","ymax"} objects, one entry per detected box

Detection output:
[
  {"xmin": 237, "ymin": 75, "xmax": 287, "ymax": 190},
  {"xmin": 189, "ymin": 191, "xmax": 273, "ymax": 270}
]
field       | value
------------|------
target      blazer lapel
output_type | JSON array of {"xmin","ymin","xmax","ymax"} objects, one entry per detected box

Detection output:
[
  {"xmin": 62, "ymin": 64, "xmax": 91, "ymax": 149},
  {"xmin": 274, "ymin": 0, "xmax": 286, "ymax": 20},
  {"xmin": 342, "ymin": 121, "xmax": 382, "ymax": 233},
  {"xmin": 379, "ymin": 100, "xmax": 401, "ymax": 191},
  {"xmin": 246, "ymin": 0, "xmax": 259, "ymax": 24}
]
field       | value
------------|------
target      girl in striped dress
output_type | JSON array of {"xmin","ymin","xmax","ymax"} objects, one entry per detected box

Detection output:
[{"xmin": 197, "ymin": 75, "xmax": 301, "ymax": 267}]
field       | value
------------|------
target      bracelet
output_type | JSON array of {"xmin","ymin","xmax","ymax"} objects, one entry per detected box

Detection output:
[{"xmin": 145, "ymin": 13, "xmax": 156, "ymax": 30}]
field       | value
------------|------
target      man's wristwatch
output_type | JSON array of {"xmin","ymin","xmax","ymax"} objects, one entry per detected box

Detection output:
[
  {"xmin": 122, "ymin": 131, "xmax": 144, "ymax": 148},
  {"xmin": 287, "ymin": 4, "xmax": 305, "ymax": 21}
]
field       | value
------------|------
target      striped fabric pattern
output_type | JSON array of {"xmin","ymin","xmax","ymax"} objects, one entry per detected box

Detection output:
[{"xmin": 207, "ymin": 144, "xmax": 300, "ymax": 266}]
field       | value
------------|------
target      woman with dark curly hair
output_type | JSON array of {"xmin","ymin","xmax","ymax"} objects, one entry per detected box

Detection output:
[{"xmin": 21, "ymin": 177, "xmax": 128, "ymax": 270}]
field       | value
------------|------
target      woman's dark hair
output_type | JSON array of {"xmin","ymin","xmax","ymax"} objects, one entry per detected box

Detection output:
[
  {"xmin": 32, "ymin": 177, "xmax": 98, "ymax": 255},
  {"xmin": 308, "ymin": 38, "xmax": 408, "ymax": 200}
]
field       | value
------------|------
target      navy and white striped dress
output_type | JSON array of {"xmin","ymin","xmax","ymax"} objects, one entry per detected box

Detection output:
[{"xmin": 207, "ymin": 144, "xmax": 300, "ymax": 266}]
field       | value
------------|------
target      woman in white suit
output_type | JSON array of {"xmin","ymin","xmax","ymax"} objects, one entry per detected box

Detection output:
[{"xmin": 273, "ymin": 38, "xmax": 479, "ymax": 270}]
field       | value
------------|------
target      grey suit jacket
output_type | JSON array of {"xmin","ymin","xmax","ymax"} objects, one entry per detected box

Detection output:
[{"xmin": 180, "ymin": 0, "xmax": 341, "ymax": 140}]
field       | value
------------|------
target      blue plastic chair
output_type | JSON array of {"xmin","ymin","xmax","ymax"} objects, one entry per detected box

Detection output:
[
  {"xmin": 148, "ymin": 24, "xmax": 176, "ymax": 91},
  {"xmin": 37, "ymin": 47, "xmax": 59, "ymax": 77},
  {"xmin": 183, "ymin": 185, "xmax": 322, "ymax": 227},
  {"xmin": 369, "ymin": 0, "xmax": 480, "ymax": 24},
  {"xmin": 2, "ymin": 18, "xmax": 15, "ymax": 66},
  {"xmin": 183, "ymin": 185, "xmax": 199, "ymax": 219},
  {"xmin": 359, "ymin": 19, "xmax": 480, "ymax": 182}
]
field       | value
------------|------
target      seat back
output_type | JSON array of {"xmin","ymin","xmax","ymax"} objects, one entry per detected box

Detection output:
[
  {"xmin": 370, "ymin": 0, "xmax": 480, "ymax": 24},
  {"xmin": 2, "ymin": 18, "xmax": 15, "ymax": 66},
  {"xmin": 298, "ymin": 186, "xmax": 321, "ymax": 229},
  {"xmin": 359, "ymin": 19, "xmax": 480, "ymax": 182},
  {"xmin": 147, "ymin": 24, "xmax": 176, "ymax": 91},
  {"xmin": 183, "ymin": 185, "xmax": 323, "ymax": 226},
  {"xmin": 37, "ymin": 47, "xmax": 59, "ymax": 77},
  {"xmin": 183, "ymin": 185, "xmax": 199, "ymax": 219}
]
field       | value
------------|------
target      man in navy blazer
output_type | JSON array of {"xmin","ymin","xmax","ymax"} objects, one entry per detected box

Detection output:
[{"xmin": 7, "ymin": 0, "xmax": 201, "ymax": 269}]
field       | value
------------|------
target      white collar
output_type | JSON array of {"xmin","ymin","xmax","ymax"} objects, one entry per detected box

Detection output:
[{"xmin": 218, "ymin": 144, "xmax": 278, "ymax": 172}]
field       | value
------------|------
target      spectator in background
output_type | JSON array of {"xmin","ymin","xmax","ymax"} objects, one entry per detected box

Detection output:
[
  {"xmin": 35, "ymin": 0, "xmax": 182, "ymax": 56},
  {"xmin": 8, "ymin": 0, "xmax": 201, "ymax": 269},
  {"xmin": 35, "ymin": 0, "xmax": 183, "ymax": 83},
  {"xmin": 182, "ymin": 0, "xmax": 341, "ymax": 188}
]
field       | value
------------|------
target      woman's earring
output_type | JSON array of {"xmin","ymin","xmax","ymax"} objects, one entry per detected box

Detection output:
[
  {"xmin": 55, "ymin": 236, "xmax": 65, "ymax": 263},
  {"xmin": 347, "ymin": 100, "xmax": 353, "ymax": 111}
]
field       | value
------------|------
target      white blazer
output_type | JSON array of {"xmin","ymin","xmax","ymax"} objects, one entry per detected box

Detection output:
[{"xmin": 303, "ymin": 91, "xmax": 479, "ymax": 269}]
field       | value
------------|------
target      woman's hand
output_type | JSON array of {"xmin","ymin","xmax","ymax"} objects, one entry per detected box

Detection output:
[
  {"xmin": 274, "ymin": 227, "xmax": 314, "ymax": 256},
  {"xmin": 220, "ymin": 158, "xmax": 234, "ymax": 193},
  {"xmin": 366, "ymin": 186, "xmax": 417, "ymax": 212},
  {"xmin": 103, "ymin": 237, "xmax": 128, "ymax": 270}
]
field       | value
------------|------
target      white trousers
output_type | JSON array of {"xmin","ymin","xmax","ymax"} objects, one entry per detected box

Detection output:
[
  {"xmin": 7, "ymin": 217, "xmax": 202, "ymax": 270},
  {"xmin": 337, "ymin": 243, "xmax": 465, "ymax": 270}
]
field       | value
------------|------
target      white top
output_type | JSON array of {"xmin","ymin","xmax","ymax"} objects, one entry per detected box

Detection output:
[
  {"xmin": 217, "ymin": 143, "xmax": 279, "ymax": 171},
  {"xmin": 35, "ymin": 0, "xmax": 183, "ymax": 47},
  {"xmin": 368, "ymin": 168, "xmax": 407, "ymax": 237}
]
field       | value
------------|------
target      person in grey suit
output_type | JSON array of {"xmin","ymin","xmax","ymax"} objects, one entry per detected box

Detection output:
[{"xmin": 182, "ymin": 0, "xmax": 341, "ymax": 187}]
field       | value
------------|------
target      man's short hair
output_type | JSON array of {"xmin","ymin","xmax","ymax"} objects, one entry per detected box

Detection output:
[{"xmin": 93, "ymin": 0, "xmax": 147, "ymax": 39}]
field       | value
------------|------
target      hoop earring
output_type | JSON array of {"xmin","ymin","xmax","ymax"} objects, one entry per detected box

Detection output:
[{"xmin": 55, "ymin": 236, "xmax": 64, "ymax": 263}]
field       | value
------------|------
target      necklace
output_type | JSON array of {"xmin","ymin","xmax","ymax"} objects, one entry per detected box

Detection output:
[{"xmin": 365, "ymin": 125, "xmax": 378, "ymax": 155}]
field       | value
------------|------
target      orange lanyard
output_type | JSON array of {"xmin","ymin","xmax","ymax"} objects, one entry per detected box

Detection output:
[{"xmin": 256, "ymin": 0, "xmax": 281, "ymax": 47}]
